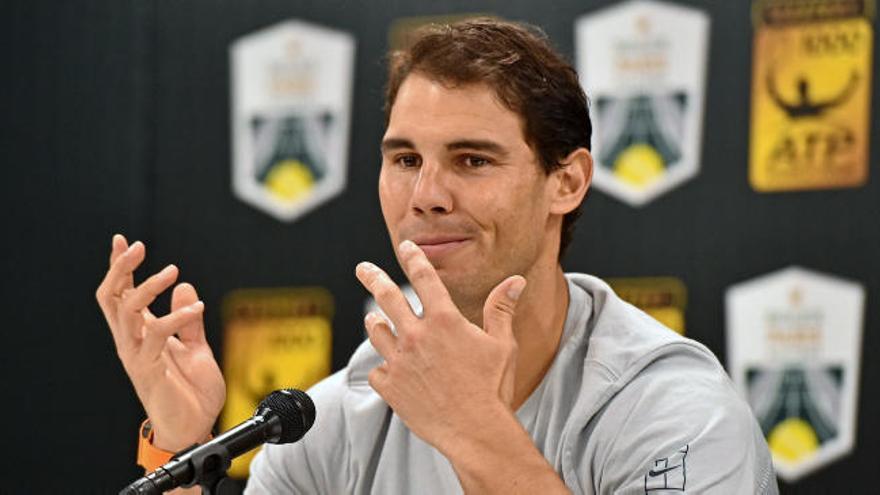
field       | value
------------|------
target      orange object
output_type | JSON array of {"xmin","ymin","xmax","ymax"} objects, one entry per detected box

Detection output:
[{"xmin": 136, "ymin": 419, "xmax": 175, "ymax": 472}]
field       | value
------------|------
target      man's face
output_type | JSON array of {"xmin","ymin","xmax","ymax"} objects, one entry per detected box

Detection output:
[{"xmin": 379, "ymin": 73, "xmax": 559, "ymax": 309}]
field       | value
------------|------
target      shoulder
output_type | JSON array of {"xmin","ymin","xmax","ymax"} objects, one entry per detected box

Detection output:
[
  {"xmin": 587, "ymin": 350, "xmax": 776, "ymax": 493},
  {"xmin": 565, "ymin": 272, "xmax": 722, "ymax": 388},
  {"xmin": 563, "ymin": 273, "xmax": 777, "ymax": 493}
]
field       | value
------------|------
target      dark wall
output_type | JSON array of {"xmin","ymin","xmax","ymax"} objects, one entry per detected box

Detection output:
[{"xmin": 4, "ymin": 0, "xmax": 877, "ymax": 492}]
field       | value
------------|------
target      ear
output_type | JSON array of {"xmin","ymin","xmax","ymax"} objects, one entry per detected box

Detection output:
[{"xmin": 548, "ymin": 148, "xmax": 593, "ymax": 215}]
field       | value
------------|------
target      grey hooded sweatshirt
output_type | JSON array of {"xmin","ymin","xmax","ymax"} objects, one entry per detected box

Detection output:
[{"xmin": 247, "ymin": 274, "xmax": 778, "ymax": 494}]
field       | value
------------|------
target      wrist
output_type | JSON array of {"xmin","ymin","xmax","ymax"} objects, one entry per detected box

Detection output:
[
  {"xmin": 137, "ymin": 420, "xmax": 175, "ymax": 472},
  {"xmin": 440, "ymin": 402, "xmax": 520, "ymax": 469},
  {"xmin": 146, "ymin": 413, "xmax": 214, "ymax": 452},
  {"xmin": 152, "ymin": 427, "xmax": 209, "ymax": 452},
  {"xmin": 137, "ymin": 420, "xmax": 213, "ymax": 473},
  {"xmin": 440, "ymin": 404, "xmax": 565, "ymax": 493}
]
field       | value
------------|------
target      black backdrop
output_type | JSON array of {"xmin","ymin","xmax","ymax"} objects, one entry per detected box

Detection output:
[{"xmin": 4, "ymin": 0, "xmax": 878, "ymax": 492}]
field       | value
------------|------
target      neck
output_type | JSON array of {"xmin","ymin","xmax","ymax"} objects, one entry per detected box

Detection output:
[
  {"xmin": 509, "ymin": 263, "xmax": 570, "ymax": 410},
  {"xmin": 453, "ymin": 264, "xmax": 569, "ymax": 410},
  {"xmin": 450, "ymin": 234, "xmax": 571, "ymax": 410}
]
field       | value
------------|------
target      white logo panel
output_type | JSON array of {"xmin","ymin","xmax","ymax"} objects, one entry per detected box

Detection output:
[
  {"xmin": 231, "ymin": 21, "xmax": 355, "ymax": 221},
  {"xmin": 726, "ymin": 266, "xmax": 865, "ymax": 481},
  {"xmin": 576, "ymin": 0, "xmax": 709, "ymax": 206}
]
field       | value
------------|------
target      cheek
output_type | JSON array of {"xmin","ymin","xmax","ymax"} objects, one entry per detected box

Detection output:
[
  {"xmin": 379, "ymin": 168, "xmax": 410, "ymax": 230},
  {"xmin": 494, "ymin": 184, "xmax": 549, "ymax": 243}
]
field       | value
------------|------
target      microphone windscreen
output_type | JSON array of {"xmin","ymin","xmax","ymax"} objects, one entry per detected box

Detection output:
[{"xmin": 258, "ymin": 388, "xmax": 316, "ymax": 444}]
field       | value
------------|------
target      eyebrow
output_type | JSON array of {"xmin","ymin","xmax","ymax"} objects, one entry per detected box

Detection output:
[
  {"xmin": 446, "ymin": 139, "xmax": 509, "ymax": 156},
  {"xmin": 380, "ymin": 137, "xmax": 509, "ymax": 157},
  {"xmin": 380, "ymin": 138, "xmax": 414, "ymax": 153}
]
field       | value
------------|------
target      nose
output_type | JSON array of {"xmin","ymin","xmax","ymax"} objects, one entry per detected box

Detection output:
[{"xmin": 410, "ymin": 161, "xmax": 453, "ymax": 215}]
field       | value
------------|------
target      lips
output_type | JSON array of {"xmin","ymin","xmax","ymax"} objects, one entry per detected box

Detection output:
[
  {"xmin": 410, "ymin": 235, "xmax": 470, "ymax": 245},
  {"xmin": 408, "ymin": 235, "xmax": 472, "ymax": 260}
]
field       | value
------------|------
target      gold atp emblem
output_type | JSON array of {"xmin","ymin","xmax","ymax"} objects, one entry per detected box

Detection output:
[
  {"xmin": 750, "ymin": 0, "xmax": 874, "ymax": 191},
  {"xmin": 221, "ymin": 288, "xmax": 334, "ymax": 477}
]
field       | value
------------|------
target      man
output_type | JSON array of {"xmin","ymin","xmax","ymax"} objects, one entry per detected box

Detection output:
[{"xmin": 97, "ymin": 19, "xmax": 777, "ymax": 494}]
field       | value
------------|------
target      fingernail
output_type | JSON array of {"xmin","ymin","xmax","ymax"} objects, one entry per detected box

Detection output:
[
  {"xmin": 507, "ymin": 277, "xmax": 526, "ymax": 301},
  {"xmin": 399, "ymin": 240, "xmax": 417, "ymax": 254},
  {"xmin": 187, "ymin": 301, "xmax": 204, "ymax": 312},
  {"xmin": 357, "ymin": 261, "xmax": 376, "ymax": 274},
  {"xmin": 160, "ymin": 264, "xmax": 176, "ymax": 276},
  {"xmin": 364, "ymin": 312, "xmax": 377, "ymax": 326}
]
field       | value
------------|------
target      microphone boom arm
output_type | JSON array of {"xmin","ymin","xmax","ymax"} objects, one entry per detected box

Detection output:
[{"xmin": 119, "ymin": 387, "xmax": 313, "ymax": 495}]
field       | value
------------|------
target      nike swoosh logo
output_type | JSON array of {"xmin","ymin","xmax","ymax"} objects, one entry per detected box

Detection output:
[{"xmin": 647, "ymin": 465, "xmax": 682, "ymax": 477}]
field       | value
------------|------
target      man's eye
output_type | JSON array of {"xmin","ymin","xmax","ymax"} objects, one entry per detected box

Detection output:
[
  {"xmin": 463, "ymin": 155, "xmax": 490, "ymax": 168},
  {"xmin": 396, "ymin": 155, "xmax": 421, "ymax": 168}
]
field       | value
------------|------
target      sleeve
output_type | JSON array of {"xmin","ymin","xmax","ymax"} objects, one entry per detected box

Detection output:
[
  {"xmin": 576, "ymin": 347, "xmax": 778, "ymax": 495},
  {"xmin": 244, "ymin": 372, "xmax": 349, "ymax": 494}
]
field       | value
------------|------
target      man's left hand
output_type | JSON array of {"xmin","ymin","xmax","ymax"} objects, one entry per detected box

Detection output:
[{"xmin": 355, "ymin": 239, "xmax": 526, "ymax": 454}]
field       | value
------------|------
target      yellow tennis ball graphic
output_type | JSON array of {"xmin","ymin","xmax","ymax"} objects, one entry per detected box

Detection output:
[
  {"xmin": 265, "ymin": 159, "xmax": 315, "ymax": 202},
  {"xmin": 767, "ymin": 418, "xmax": 820, "ymax": 463},
  {"xmin": 613, "ymin": 144, "xmax": 665, "ymax": 188}
]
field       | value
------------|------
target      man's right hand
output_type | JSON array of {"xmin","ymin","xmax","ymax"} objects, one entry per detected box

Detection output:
[{"xmin": 96, "ymin": 234, "xmax": 226, "ymax": 452}]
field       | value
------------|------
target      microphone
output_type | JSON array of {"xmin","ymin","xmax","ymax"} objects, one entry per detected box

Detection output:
[{"xmin": 120, "ymin": 388, "xmax": 316, "ymax": 495}]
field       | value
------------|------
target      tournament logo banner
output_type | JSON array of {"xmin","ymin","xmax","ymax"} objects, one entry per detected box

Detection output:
[
  {"xmin": 726, "ymin": 266, "xmax": 865, "ymax": 481},
  {"xmin": 607, "ymin": 277, "xmax": 687, "ymax": 334},
  {"xmin": 230, "ymin": 21, "xmax": 355, "ymax": 221},
  {"xmin": 575, "ymin": 1, "xmax": 710, "ymax": 207},
  {"xmin": 750, "ymin": 0, "xmax": 874, "ymax": 191},
  {"xmin": 221, "ymin": 288, "xmax": 334, "ymax": 477}
]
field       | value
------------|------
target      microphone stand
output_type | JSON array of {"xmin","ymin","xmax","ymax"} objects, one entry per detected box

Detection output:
[
  {"xmin": 178, "ymin": 442, "xmax": 231, "ymax": 495},
  {"xmin": 121, "ymin": 387, "xmax": 315, "ymax": 495},
  {"xmin": 120, "ymin": 441, "xmax": 234, "ymax": 495}
]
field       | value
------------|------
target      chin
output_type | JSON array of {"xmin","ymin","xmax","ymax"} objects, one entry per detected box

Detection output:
[{"xmin": 439, "ymin": 270, "xmax": 495, "ymax": 309}]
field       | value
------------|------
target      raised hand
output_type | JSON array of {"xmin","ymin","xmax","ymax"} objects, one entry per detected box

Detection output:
[
  {"xmin": 355, "ymin": 240, "xmax": 526, "ymax": 454},
  {"xmin": 96, "ymin": 234, "xmax": 225, "ymax": 451}
]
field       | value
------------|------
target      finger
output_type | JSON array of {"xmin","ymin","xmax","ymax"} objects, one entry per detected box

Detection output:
[
  {"xmin": 141, "ymin": 301, "xmax": 205, "ymax": 360},
  {"xmin": 396, "ymin": 240, "xmax": 456, "ymax": 317},
  {"xmin": 171, "ymin": 283, "xmax": 207, "ymax": 343},
  {"xmin": 355, "ymin": 262, "xmax": 418, "ymax": 328},
  {"xmin": 115, "ymin": 265, "xmax": 178, "ymax": 348},
  {"xmin": 165, "ymin": 333, "xmax": 214, "ymax": 378},
  {"xmin": 109, "ymin": 234, "xmax": 129, "ymax": 267},
  {"xmin": 368, "ymin": 363, "xmax": 390, "ymax": 397},
  {"xmin": 365, "ymin": 312, "xmax": 397, "ymax": 361},
  {"xmin": 142, "ymin": 307, "xmax": 157, "ymax": 322},
  {"xmin": 121, "ymin": 264, "xmax": 179, "ymax": 315},
  {"xmin": 96, "ymin": 241, "xmax": 143, "ymax": 310},
  {"xmin": 100, "ymin": 241, "xmax": 147, "ymax": 301},
  {"xmin": 482, "ymin": 275, "xmax": 526, "ymax": 339}
]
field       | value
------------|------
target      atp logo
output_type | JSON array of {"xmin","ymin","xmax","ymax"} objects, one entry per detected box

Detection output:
[
  {"xmin": 766, "ymin": 70, "xmax": 859, "ymax": 119},
  {"xmin": 749, "ymin": 0, "xmax": 873, "ymax": 191},
  {"xmin": 644, "ymin": 444, "xmax": 688, "ymax": 492},
  {"xmin": 764, "ymin": 70, "xmax": 860, "ymax": 174}
]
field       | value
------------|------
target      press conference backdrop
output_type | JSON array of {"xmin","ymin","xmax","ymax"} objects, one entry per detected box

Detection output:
[{"xmin": 4, "ymin": 0, "xmax": 878, "ymax": 492}]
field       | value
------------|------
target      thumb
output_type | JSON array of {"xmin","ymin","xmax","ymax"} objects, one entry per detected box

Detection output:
[{"xmin": 482, "ymin": 275, "xmax": 527, "ymax": 338}]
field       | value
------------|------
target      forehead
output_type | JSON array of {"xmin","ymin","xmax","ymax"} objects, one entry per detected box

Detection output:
[{"xmin": 384, "ymin": 73, "xmax": 529, "ymax": 148}]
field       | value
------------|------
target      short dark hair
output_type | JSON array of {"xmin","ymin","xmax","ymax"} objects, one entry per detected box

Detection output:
[{"xmin": 384, "ymin": 18, "xmax": 592, "ymax": 259}]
